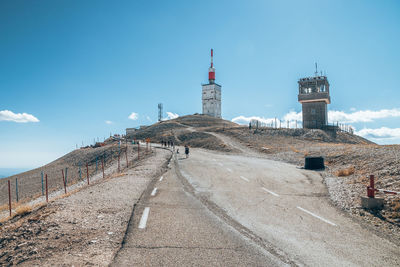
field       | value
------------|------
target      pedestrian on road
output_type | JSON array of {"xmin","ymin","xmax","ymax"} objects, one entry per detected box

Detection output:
[{"xmin": 185, "ymin": 145, "xmax": 189, "ymax": 158}]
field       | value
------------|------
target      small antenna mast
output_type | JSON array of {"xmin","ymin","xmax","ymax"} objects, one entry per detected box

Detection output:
[
  {"xmin": 315, "ymin": 62, "xmax": 318, "ymax": 77},
  {"xmin": 158, "ymin": 103, "xmax": 163, "ymax": 122}
]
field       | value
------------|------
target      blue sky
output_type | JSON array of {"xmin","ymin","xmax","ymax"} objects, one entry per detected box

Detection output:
[{"xmin": 1, "ymin": 0, "xmax": 400, "ymax": 169}]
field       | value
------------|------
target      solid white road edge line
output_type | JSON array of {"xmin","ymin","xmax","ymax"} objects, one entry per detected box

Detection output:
[
  {"xmin": 151, "ymin": 188, "xmax": 157, "ymax": 196},
  {"xmin": 226, "ymin": 168, "xmax": 233, "ymax": 173},
  {"xmin": 159, "ymin": 176, "xmax": 164, "ymax": 181},
  {"xmin": 261, "ymin": 187, "xmax": 279, "ymax": 197},
  {"xmin": 297, "ymin": 206, "xmax": 337, "ymax": 226},
  {"xmin": 138, "ymin": 207, "xmax": 150, "ymax": 229},
  {"xmin": 240, "ymin": 175, "xmax": 249, "ymax": 182}
]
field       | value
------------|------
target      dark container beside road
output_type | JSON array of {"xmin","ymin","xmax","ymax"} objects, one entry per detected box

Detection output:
[{"xmin": 305, "ymin": 157, "xmax": 325, "ymax": 170}]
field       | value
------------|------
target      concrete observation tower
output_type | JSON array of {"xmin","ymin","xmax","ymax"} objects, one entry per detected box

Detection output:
[
  {"xmin": 202, "ymin": 49, "xmax": 221, "ymax": 118},
  {"xmin": 298, "ymin": 65, "xmax": 331, "ymax": 129}
]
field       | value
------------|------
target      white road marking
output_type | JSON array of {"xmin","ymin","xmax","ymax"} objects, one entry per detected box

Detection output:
[
  {"xmin": 240, "ymin": 176, "xmax": 249, "ymax": 182},
  {"xmin": 261, "ymin": 187, "xmax": 279, "ymax": 197},
  {"xmin": 159, "ymin": 176, "xmax": 164, "ymax": 181},
  {"xmin": 226, "ymin": 168, "xmax": 233, "ymax": 173},
  {"xmin": 138, "ymin": 207, "xmax": 150, "ymax": 229},
  {"xmin": 151, "ymin": 188, "xmax": 157, "ymax": 196},
  {"xmin": 218, "ymin": 163, "xmax": 223, "ymax": 167},
  {"xmin": 297, "ymin": 206, "xmax": 337, "ymax": 226}
]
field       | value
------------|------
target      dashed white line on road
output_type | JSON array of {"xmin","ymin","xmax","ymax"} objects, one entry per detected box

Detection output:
[
  {"xmin": 261, "ymin": 187, "xmax": 279, "ymax": 197},
  {"xmin": 226, "ymin": 168, "xmax": 233, "ymax": 173},
  {"xmin": 297, "ymin": 206, "xmax": 337, "ymax": 226},
  {"xmin": 151, "ymin": 188, "xmax": 157, "ymax": 196},
  {"xmin": 159, "ymin": 176, "xmax": 164, "ymax": 181},
  {"xmin": 218, "ymin": 163, "xmax": 223, "ymax": 167},
  {"xmin": 138, "ymin": 207, "xmax": 150, "ymax": 229},
  {"xmin": 240, "ymin": 176, "xmax": 249, "ymax": 182}
]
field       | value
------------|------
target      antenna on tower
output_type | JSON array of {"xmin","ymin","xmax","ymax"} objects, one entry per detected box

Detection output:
[
  {"xmin": 208, "ymin": 48, "xmax": 215, "ymax": 83},
  {"xmin": 315, "ymin": 62, "xmax": 318, "ymax": 77},
  {"xmin": 158, "ymin": 103, "xmax": 163, "ymax": 122},
  {"xmin": 211, "ymin": 49, "xmax": 213, "ymax": 68}
]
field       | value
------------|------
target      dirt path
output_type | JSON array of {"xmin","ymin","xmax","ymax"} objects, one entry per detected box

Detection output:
[
  {"xmin": 0, "ymin": 148, "xmax": 171, "ymax": 266},
  {"xmin": 206, "ymin": 131, "xmax": 260, "ymax": 156}
]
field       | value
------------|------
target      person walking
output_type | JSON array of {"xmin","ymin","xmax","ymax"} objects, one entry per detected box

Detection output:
[{"xmin": 185, "ymin": 145, "xmax": 189, "ymax": 158}]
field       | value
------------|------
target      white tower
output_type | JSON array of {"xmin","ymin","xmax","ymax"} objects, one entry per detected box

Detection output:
[{"xmin": 202, "ymin": 49, "xmax": 221, "ymax": 118}]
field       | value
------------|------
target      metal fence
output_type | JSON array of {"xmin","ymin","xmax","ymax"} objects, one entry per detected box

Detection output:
[
  {"xmin": 0, "ymin": 141, "xmax": 152, "ymax": 219},
  {"xmin": 248, "ymin": 119, "xmax": 354, "ymax": 134}
]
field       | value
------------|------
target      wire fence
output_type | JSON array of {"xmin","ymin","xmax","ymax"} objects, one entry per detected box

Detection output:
[
  {"xmin": 0, "ymin": 141, "xmax": 153, "ymax": 219},
  {"xmin": 248, "ymin": 119, "xmax": 354, "ymax": 134}
]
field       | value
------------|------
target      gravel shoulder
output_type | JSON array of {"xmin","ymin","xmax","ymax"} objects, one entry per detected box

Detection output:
[{"xmin": 0, "ymin": 148, "xmax": 171, "ymax": 266}]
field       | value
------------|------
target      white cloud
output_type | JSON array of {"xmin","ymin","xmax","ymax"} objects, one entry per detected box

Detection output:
[
  {"xmin": 283, "ymin": 111, "xmax": 302, "ymax": 122},
  {"xmin": 234, "ymin": 108, "xmax": 400, "ymax": 126},
  {"xmin": 0, "ymin": 110, "xmax": 39, "ymax": 123},
  {"xmin": 105, "ymin": 120, "xmax": 113, "ymax": 125},
  {"xmin": 163, "ymin": 112, "xmax": 179, "ymax": 121},
  {"xmin": 355, "ymin": 127, "xmax": 400, "ymax": 140},
  {"xmin": 329, "ymin": 108, "xmax": 400, "ymax": 123},
  {"xmin": 128, "ymin": 112, "xmax": 139, "ymax": 120},
  {"xmin": 232, "ymin": 115, "xmax": 275, "ymax": 125}
]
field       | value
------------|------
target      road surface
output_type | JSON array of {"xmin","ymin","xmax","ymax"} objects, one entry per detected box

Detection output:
[{"xmin": 112, "ymin": 145, "xmax": 400, "ymax": 266}]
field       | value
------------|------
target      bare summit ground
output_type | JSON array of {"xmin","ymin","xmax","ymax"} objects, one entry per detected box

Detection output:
[{"xmin": 0, "ymin": 148, "xmax": 171, "ymax": 266}]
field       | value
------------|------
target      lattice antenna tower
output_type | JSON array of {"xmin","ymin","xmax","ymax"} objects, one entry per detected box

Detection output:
[{"xmin": 158, "ymin": 103, "xmax": 163, "ymax": 121}]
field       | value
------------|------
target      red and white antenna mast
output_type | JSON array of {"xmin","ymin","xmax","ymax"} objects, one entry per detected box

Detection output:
[{"xmin": 208, "ymin": 49, "xmax": 215, "ymax": 84}]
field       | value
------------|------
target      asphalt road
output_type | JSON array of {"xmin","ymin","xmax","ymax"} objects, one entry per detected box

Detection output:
[
  {"xmin": 112, "ymin": 152, "xmax": 280, "ymax": 266},
  {"xmin": 112, "ymin": 145, "xmax": 400, "ymax": 266},
  {"xmin": 178, "ymin": 148, "xmax": 400, "ymax": 266}
]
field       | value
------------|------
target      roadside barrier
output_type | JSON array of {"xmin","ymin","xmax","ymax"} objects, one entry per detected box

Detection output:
[
  {"xmin": 2, "ymin": 142, "xmax": 152, "ymax": 218},
  {"xmin": 362, "ymin": 175, "xmax": 399, "ymax": 209},
  {"xmin": 367, "ymin": 175, "xmax": 400, "ymax": 197}
]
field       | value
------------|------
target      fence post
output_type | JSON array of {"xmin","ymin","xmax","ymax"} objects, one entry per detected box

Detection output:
[
  {"xmin": 138, "ymin": 142, "xmax": 140, "ymax": 160},
  {"xmin": 367, "ymin": 175, "xmax": 375, "ymax": 198},
  {"xmin": 86, "ymin": 163, "xmax": 90, "ymax": 185},
  {"xmin": 41, "ymin": 171, "xmax": 44, "ymax": 196},
  {"xmin": 15, "ymin": 178, "xmax": 19, "ymax": 202},
  {"xmin": 79, "ymin": 164, "xmax": 82, "ymax": 180},
  {"xmin": 102, "ymin": 157, "xmax": 105, "ymax": 179},
  {"xmin": 118, "ymin": 152, "xmax": 121, "ymax": 172},
  {"xmin": 65, "ymin": 167, "xmax": 68, "ymax": 185},
  {"xmin": 62, "ymin": 169, "xmax": 67, "ymax": 194},
  {"xmin": 8, "ymin": 180, "xmax": 12, "ymax": 217},
  {"xmin": 125, "ymin": 146, "xmax": 128, "ymax": 168},
  {"xmin": 45, "ymin": 174, "xmax": 48, "ymax": 202}
]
